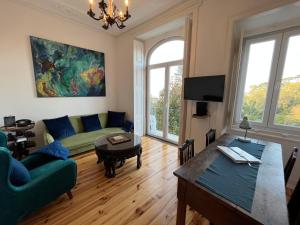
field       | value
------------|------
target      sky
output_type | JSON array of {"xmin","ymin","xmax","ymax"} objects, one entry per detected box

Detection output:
[
  {"xmin": 244, "ymin": 34, "xmax": 300, "ymax": 93},
  {"xmin": 149, "ymin": 40, "xmax": 184, "ymax": 98}
]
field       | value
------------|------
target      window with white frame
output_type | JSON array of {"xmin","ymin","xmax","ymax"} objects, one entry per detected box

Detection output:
[
  {"xmin": 147, "ymin": 39, "xmax": 184, "ymax": 143},
  {"xmin": 234, "ymin": 28, "xmax": 300, "ymax": 133}
]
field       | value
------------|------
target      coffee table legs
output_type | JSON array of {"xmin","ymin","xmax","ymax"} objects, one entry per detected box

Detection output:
[
  {"xmin": 102, "ymin": 148, "xmax": 142, "ymax": 178},
  {"xmin": 137, "ymin": 153, "xmax": 142, "ymax": 169},
  {"xmin": 117, "ymin": 159, "xmax": 126, "ymax": 168},
  {"xmin": 96, "ymin": 151, "xmax": 102, "ymax": 164},
  {"xmin": 104, "ymin": 159, "xmax": 116, "ymax": 178}
]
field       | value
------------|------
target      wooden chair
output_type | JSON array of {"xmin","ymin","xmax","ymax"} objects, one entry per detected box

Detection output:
[
  {"xmin": 288, "ymin": 178, "xmax": 300, "ymax": 225},
  {"xmin": 206, "ymin": 129, "xmax": 216, "ymax": 147},
  {"xmin": 179, "ymin": 139, "xmax": 195, "ymax": 165},
  {"xmin": 285, "ymin": 147, "xmax": 298, "ymax": 185}
]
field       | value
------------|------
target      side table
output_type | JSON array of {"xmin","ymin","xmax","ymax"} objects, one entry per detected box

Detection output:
[{"xmin": 1, "ymin": 123, "xmax": 36, "ymax": 160}]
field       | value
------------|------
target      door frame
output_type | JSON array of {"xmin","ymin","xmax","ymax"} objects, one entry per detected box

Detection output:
[
  {"xmin": 146, "ymin": 37, "xmax": 184, "ymax": 144},
  {"xmin": 146, "ymin": 61, "xmax": 183, "ymax": 144}
]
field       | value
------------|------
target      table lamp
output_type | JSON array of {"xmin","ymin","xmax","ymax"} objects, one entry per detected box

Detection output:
[{"xmin": 238, "ymin": 116, "xmax": 252, "ymax": 143}]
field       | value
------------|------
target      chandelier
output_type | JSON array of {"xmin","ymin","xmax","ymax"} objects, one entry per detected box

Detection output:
[{"xmin": 87, "ymin": 0, "xmax": 131, "ymax": 30}]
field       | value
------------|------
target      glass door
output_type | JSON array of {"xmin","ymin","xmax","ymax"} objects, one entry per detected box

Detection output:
[
  {"xmin": 167, "ymin": 65, "xmax": 183, "ymax": 142},
  {"xmin": 148, "ymin": 68, "xmax": 166, "ymax": 138},
  {"xmin": 147, "ymin": 64, "xmax": 182, "ymax": 143},
  {"xmin": 147, "ymin": 39, "xmax": 184, "ymax": 143}
]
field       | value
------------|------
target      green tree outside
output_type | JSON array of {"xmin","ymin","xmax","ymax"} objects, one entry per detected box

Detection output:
[
  {"xmin": 151, "ymin": 66, "xmax": 182, "ymax": 136},
  {"xmin": 242, "ymin": 75, "xmax": 300, "ymax": 127}
]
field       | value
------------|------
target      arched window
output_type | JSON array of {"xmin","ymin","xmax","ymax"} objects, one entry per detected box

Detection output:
[
  {"xmin": 147, "ymin": 38, "xmax": 184, "ymax": 143},
  {"xmin": 149, "ymin": 40, "xmax": 184, "ymax": 65}
]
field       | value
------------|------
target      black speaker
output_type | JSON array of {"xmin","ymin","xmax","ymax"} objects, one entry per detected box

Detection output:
[
  {"xmin": 4, "ymin": 116, "xmax": 15, "ymax": 127},
  {"xmin": 196, "ymin": 102, "xmax": 208, "ymax": 116}
]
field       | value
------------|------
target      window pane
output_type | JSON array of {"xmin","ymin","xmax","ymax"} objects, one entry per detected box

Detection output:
[
  {"xmin": 167, "ymin": 65, "xmax": 183, "ymax": 142},
  {"xmin": 149, "ymin": 68, "xmax": 165, "ymax": 137},
  {"xmin": 274, "ymin": 35, "xmax": 300, "ymax": 127},
  {"xmin": 149, "ymin": 40, "xmax": 184, "ymax": 65},
  {"xmin": 241, "ymin": 40, "xmax": 275, "ymax": 122}
]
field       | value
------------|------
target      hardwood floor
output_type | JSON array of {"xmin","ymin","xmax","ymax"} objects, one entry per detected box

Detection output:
[{"xmin": 20, "ymin": 136, "xmax": 208, "ymax": 225}]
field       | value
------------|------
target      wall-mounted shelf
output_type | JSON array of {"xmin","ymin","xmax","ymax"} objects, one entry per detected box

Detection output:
[{"xmin": 192, "ymin": 114, "xmax": 210, "ymax": 119}]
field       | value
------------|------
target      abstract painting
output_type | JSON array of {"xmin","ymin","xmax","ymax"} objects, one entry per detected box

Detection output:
[{"xmin": 30, "ymin": 36, "xmax": 105, "ymax": 97}]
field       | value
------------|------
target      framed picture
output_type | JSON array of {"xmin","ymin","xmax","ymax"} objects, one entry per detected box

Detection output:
[{"xmin": 30, "ymin": 36, "xmax": 106, "ymax": 97}]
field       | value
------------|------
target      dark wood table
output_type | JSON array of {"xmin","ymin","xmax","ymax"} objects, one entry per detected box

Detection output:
[
  {"xmin": 95, "ymin": 133, "xmax": 142, "ymax": 178},
  {"xmin": 173, "ymin": 134, "xmax": 288, "ymax": 225},
  {"xmin": 1, "ymin": 123, "xmax": 36, "ymax": 160}
]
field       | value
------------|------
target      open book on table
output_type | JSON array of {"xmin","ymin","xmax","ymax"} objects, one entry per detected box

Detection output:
[
  {"xmin": 107, "ymin": 135, "xmax": 131, "ymax": 145},
  {"xmin": 217, "ymin": 146, "xmax": 262, "ymax": 164}
]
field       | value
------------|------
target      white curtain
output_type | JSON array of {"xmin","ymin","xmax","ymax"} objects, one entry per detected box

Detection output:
[
  {"xmin": 133, "ymin": 40, "xmax": 145, "ymax": 136},
  {"xmin": 179, "ymin": 15, "xmax": 193, "ymax": 145}
]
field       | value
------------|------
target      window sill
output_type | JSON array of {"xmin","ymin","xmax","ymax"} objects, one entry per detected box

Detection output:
[{"xmin": 230, "ymin": 124, "xmax": 300, "ymax": 144}]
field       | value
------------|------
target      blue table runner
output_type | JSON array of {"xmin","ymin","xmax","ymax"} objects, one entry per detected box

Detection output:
[{"xmin": 195, "ymin": 140, "xmax": 265, "ymax": 212}]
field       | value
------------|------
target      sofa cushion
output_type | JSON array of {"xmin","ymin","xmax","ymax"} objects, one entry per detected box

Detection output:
[
  {"xmin": 98, "ymin": 113, "xmax": 107, "ymax": 129},
  {"xmin": 61, "ymin": 128, "xmax": 124, "ymax": 150},
  {"xmin": 81, "ymin": 114, "xmax": 102, "ymax": 132},
  {"xmin": 107, "ymin": 111, "xmax": 125, "ymax": 128},
  {"xmin": 69, "ymin": 114, "xmax": 107, "ymax": 133},
  {"xmin": 36, "ymin": 141, "xmax": 69, "ymax": 160},
  {"xmin": 43, "ymin": 116, "xmax": 75, "ymax": 140},
  {"xmin": 123, "ymin": 120, "xmax": 134, "ymax": 132},
  {"xmin": 10, "ymin": 158, "xmax": 31, "ymax": 186},
  {"xmin": 69, "ymin": 116, "xmax": 84, "ymax": 134}
]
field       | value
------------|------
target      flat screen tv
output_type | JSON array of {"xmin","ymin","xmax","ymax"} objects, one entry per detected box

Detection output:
[{"xmin": 184, "ymin": 75, "xmax": 225, "ymax": 102}]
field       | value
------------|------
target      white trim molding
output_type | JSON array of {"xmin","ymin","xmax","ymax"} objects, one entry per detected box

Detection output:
[{"xmin": 233, "ymin": 26, "xmax": 300, "ymax": 137}]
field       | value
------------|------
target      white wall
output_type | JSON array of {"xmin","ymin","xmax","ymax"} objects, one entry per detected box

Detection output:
[
  {"xmin": 0, "ymin": 1, "xmax": 118, "ymax": 145},
  {"xmin": 115, "ymin": 0, "xmax": 202, "ymax": 120},
  {"xmin": 115, "ymin": 0, "xmax": 296, "ymax": 143},
  {"xmin": 115, "ymin": 0, "xmax": 299, "ymax": 187}
]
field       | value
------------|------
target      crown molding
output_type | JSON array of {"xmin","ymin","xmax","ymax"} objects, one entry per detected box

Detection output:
[
  {"xmin": 11, "ymin": 0, "xmax": 200, "ymax": 37},
  {"xmin": 12, "ymin": 0, "xmax": 119, "ymax": 36},
  {"xmin": 119, "ymin": 0, "xmax": 204, "ymax": 38}
]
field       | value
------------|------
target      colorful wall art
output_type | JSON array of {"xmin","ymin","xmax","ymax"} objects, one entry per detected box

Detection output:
[{"xmin": 30, "ymin": 36, "xmax": 106, "ymax": 97}]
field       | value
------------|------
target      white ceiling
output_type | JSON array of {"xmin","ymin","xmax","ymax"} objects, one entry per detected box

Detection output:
[
  {"xmin": 15, "ymin": 0, "xmax": 187, "ymax": 35},
  {"xmin": 137, "ymin": 17, "xmax": 185, "ymax": 40},
  {"xmin": 238, "ymin": 1, "xmax": 300, "ymax": 33}
]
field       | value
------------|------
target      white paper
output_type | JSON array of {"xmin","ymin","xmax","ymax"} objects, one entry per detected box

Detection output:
[{"xmin": 217, "ymin": 146, "xmax": 262, "ymax": 164}]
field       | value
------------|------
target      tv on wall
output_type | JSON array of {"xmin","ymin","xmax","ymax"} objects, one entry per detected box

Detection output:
[{"xmin": 184, "ymin": 75, "xmax": 225, "ymax": 102}]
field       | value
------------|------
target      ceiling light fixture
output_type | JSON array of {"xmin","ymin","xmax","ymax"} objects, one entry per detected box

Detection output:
[{"xmin": 87, "ymin": 0, "xmax": 131, "ymax": 30}]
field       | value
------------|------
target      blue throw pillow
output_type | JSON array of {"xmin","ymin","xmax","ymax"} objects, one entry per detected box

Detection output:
[
  {"xmin": 10, "ymin": 158, "xmax": 31, "ymax": 186},
  {"xmin": 37, "ymin": 141, "xmax": 69, "ymax": 160},
  {"xmin": 123, "ymin": 120, "xmax": 134, "ymax": 132},
  {"xmin": 43, "ymin": 116, "xmax": 75, "ymax": 140},
  {"xmin": 81, "ymin": 114, "xmax": 102, "ymax": 132},
  {"xmin": 107, "ymin": 111, "xmax": 126, "ymax": 127}
]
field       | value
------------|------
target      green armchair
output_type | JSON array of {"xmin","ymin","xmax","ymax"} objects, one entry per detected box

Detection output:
[
  {"xmin": 0, "ymin": 131, "xmax": 7, "ymax": 148},
  {"xmin": 0, "ymin": 147, "xmax": 77, "ymax": 225}
]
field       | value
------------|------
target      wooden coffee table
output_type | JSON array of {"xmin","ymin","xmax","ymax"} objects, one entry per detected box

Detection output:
[{"xmin": 95, "ymin": 133, "xmax": 142, "ymax": 178}]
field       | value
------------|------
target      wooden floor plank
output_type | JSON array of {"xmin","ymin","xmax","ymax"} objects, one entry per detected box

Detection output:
[{"xmin": 19, "ymin": 136, "xmax": 204, "ymax": 225}]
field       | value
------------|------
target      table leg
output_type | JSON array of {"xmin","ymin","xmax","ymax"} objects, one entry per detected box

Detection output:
[
  {"xmin": 111, "ymin": 161, "xmax": 116, "ymax": 177},
  {"xmin": 176, "ymin": 198, "xmax": 187, "ymax": 225},
  {"xmin": 176, "ymin": 179, "xmax": 187, "ymax": 225},
  {"xmin": 137, "ymin": 153, "xmax": 142, "ymax": 169},
  {"xmin": 117, "ymin": 159, "xmax": 125, "ymax": 168},
  {"xmin": 104, "ymin": 160, "xmax": 110, "ymax": 177},
  {"xmin": 104, "ymin": 159, "xmax": 116, "ymax": 178},
  {"xmin": 96, "ymin": 151, "xmax": 102, "ymax": 164}
]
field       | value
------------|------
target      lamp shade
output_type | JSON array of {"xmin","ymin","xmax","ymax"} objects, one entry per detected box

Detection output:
[{"xmin": 239, "ymin": 117, "xmax": 252, "ymax": 130}]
